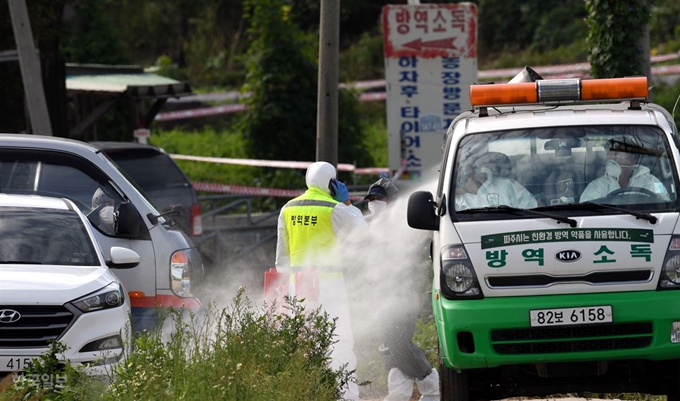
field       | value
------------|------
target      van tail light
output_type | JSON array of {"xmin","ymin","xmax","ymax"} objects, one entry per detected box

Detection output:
[{"xmin": 190, "ymin": 203, "xmax": 203, "ymax": 236}]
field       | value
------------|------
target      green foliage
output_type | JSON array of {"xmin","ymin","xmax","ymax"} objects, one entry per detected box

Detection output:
[
  {"xmin": 338, "ymin": 89, "xmax": 374, "ymax": 168},
  {"xmin": 481, "ymin": 41, "xmax": 590, "ymax": 70},
  {"xmin": 104, "ymin": 289, "xmax": 349, "ymax": 400},
  {"xmin": 183, "ymin": 1, "xmax": 247, "ymax": 88},
  {"xmin": 0, "ymin": 292, "xmax": 353, "ymax": 401},
  {"xmin": 585, "ymin": 0, "xmax": 650, "ymax": 78},
  {"xmin": 339, "ymin": 32, "xmax": 385, "ymax": 82},
  {"xmin": 1, "ymin": 341, "xmax": 102, "ymax": 401},
  {"xmin": 61, "ymin": 0, "xmax": 128, "ymax": 64},
  {"xmin": 361, "ymin": 102, "xmax": 388, "ymax": 169},
  {"xmin": 148, "ymin": 126, "xmax": 261, "ymax": 187},
  {"xmin": 149, "ymin": 102, "xmax": 387, "ymax": 192},
  {"xmin": 239, "ymin": 0, "xmax": 375, "ymax": 172},
  {"xmin": 651, "ymin": 81, "xmax": 680, "ymax": 128},
  {"xmin": 239, "ymin": 0, "xmax": 319, "ymax": 163},
  {"xmin": 649, "ymin": 0, "xmax": 680, "ymax": 52}
]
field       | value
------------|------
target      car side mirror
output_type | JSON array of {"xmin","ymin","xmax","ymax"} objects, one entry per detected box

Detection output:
[
  {"xmin": 117, "ymin": 201, "xmax": 147, "ymax": 239},
  {"xmin": 106, "ymin": 246, "xmax": 140, "ymax": 269}
]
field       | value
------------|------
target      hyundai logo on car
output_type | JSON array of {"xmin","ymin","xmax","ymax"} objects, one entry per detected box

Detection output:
[
  {"xmin": 555, "ymin": 250, "xmax": 582, "ymax": 262},
  {"xmin": 0, "ymin": 309, "xmax": 21, "ymax": 323}
]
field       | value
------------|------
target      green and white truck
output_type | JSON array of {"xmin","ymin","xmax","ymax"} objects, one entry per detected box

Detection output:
[{"xmin": 407, "ymin": 70, "xmax": 680, "ymax": 400}]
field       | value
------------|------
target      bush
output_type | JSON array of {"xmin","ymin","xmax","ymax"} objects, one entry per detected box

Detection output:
[
  {"xmin": 0, "ymin": 290, "xmax": 354, "ymax": 401},
  {"xmin": 104, "ymin": 289, "xmax": 350, "ymax": 401}
]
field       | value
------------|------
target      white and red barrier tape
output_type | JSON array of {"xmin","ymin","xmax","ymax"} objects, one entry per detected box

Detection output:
[
  {"xmin": 192, "ymin": 181, "xmax": 365, "ymax": 201},
  {"xmin": 170, "ymin": 154, "xmax": 389, "ymax": 175}
]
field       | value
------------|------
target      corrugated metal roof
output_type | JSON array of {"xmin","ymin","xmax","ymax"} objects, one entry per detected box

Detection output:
[{"xmin": 65, "ymin": 64, "xmax": 192, "ymax": 98}]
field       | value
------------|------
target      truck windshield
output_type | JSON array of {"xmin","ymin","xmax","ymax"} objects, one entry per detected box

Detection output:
[{"xmin": 452, "ymin": 126, "xmax": 677, "ymax": 214}]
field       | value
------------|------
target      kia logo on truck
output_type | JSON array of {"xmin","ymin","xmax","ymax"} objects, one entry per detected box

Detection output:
[{"xmin": 555, "ymin": 250, "xmax": 581, "ymax": 262}]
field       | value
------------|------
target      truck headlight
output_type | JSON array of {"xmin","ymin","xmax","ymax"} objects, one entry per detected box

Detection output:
[
  {"xmin": 171, "ymin": 250, "xmax": 192, "ymax": 296},
  {"xmin": 659, "ymin": 236, "xmax": 680, "ymax": 288},
  {"xmin": 440, "ymin": 245, "xmax": 483, "ymax": 299},
  {"xmin": 662, "ymin": 255, "xmax": 680, "ymax": 285},
  {"xmin": 444, "ymin": 263, "xmax": 475, "ymax": 292},
  {"xmin": 72, "ymin": 282, "xmax": 125, "ymax": 312}
]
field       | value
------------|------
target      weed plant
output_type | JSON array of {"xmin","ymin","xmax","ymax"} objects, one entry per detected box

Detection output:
[
  {"xmin": 106, "ymin": 289, "xmax": 351, "ymax": 401},
  {"xmin": 0, "ymin": 289, "xmax": 354, "ymax": 401},
  {"xmin": 0, "ymin": 341, "xmax": 105, "ymax": 401}
]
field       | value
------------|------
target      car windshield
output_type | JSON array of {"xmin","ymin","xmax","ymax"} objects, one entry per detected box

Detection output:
[
  {"xmin": 452, "ymin": 125, "xmax": 678, "ymax": 214},
  {"xmin": 0, "ymin": 208, "xmax": 99, "ymax": 266}
]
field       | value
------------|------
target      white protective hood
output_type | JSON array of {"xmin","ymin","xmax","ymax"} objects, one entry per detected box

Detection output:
[{"xmin": 306, "ymin": 161, "xmax": 336, "ymax": 194}]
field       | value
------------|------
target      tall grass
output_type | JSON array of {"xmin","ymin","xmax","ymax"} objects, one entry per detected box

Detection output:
[{"xmin": 1, "ymin": 290, "xmax": 354, "ymax": 401}]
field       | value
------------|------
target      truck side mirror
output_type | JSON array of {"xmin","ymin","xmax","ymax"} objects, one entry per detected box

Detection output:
[
  {"xmin": 117, "ymin": 201, "xmax": 148, "ymax": 239},
  {"xmin": 407, "ymin": 191, "xmax": 439, "ymax": 230}
]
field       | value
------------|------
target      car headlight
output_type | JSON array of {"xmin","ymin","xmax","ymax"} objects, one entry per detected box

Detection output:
[
  {"xmin": 72, "ymin": 282, "xmax": 125, "ymax": 312},
  {"xmin": 171, "ymin": 250, "xmax": 192, "ymax": 296}
]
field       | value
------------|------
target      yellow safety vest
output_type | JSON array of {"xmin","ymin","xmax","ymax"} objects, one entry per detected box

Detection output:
[{"xmin": 282, "ymin": 187, "xmax": 340, "ymax": 269}]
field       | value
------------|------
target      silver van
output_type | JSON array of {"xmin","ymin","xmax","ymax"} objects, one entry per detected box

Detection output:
[{"xmin": 0, "ymin": 134, "xmax": 204, "ymax": 333}]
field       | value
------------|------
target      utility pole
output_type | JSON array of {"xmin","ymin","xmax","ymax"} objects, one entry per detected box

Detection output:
[
  {"xmin": 639, "ymin": 0, "xmax": 652, "ymax": 102},
  {"xmin": 316, "ymin": 0, "xmax": 339, "ymax": 167},
  {"xmin": 8, "ymin": 0, "xmax": 53, "ymax": 135}
]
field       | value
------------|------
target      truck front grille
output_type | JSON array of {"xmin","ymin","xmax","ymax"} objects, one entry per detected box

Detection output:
[
  {"xmin": 0, "ymin": 306, "xmax": 74, "ymax": 348},
  {"xmin": 491, "ymin": 322, "xmax": 652, "ymax": 354},
  {"xmin": 486, "ymin": 269, "xmax": 653, "ymax": 288}
]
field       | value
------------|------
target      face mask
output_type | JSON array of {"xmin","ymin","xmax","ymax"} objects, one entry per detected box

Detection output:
[
  {"xmin": 605, "ymin": 159, "xmax": 622, "ymax": 179},
  {"xmin": 480, "ymin": 167, "xmax": 493, "ymax": 183},
  {"xmin": 368, "ymin": 200, "xmax": 387, "ymax": 214},
  {"xmin": 100, "ymin": 206, "xmax": 115, "ymax": 226}
]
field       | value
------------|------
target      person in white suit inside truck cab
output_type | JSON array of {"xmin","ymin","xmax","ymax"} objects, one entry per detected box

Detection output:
[
  {"xmin": 580, "ymin": 136, "xmax": 670, "ymax": 202},
  {"xmin": 455, "ymin": 151, "xmax": 538, "ymax": 211}
]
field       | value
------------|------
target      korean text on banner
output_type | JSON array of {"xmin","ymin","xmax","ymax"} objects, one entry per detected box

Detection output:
[{"xmin": 382, "ymin": 3, "xmax": 478, "ymax": 181}]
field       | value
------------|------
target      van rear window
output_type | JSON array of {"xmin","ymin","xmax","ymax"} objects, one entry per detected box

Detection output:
[{"xmin": 104, "ymin": 149, "xmax": 189, "ymax": 190}]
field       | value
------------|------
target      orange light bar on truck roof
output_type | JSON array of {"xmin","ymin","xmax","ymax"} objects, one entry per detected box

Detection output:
[{"xmin": 469, "ymin": 76, "xmax": 648, "ymax": 107}]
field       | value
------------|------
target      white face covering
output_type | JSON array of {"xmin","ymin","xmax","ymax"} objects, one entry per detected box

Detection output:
[
  {"xmin": 605, "ymin": 159, "xmax": 623, "ymax": 179},
  {"xmin": 99, "ymin": 206, "xmax": 115, "ymax": 226},
  {"xmin": 368, "ymin": 200, "xmax": 387, "ymax": 214},
  {"xmin": 480, "ymin": 167, "xmax": 493, "ymax": 184}
]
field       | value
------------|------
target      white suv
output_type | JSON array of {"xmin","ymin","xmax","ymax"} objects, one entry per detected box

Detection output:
[
  {"xmin": 0, "ymin": 134, "xmax": 205, "ymax": 334},
  {"xmin": 0, "ymin": 194, "xmax": 138, "ymax": 376}
]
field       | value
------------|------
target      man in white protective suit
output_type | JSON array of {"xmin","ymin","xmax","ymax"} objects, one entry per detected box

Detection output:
[
  {"xmin": 580, "ymin": 136, "xmax": 670, "ymax": 202},
  {"xmin": 363, "ymin": 176, "xmax": 440, "ymax": 401},
  {"xmin": 454, "ymin": 151, "xmax": 537, "ymax": 211},
  {"xmin": 275, "ymin": 161, "xmax": 368, "ymax": 400}
]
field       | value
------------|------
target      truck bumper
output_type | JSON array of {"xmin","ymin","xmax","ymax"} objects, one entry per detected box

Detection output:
[{"xmin": 435, "ymin": 289, "xmax": 680, "ymax": 370}]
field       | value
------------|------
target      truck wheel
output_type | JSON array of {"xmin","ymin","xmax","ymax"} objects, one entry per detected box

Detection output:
[
  {"xmin": 439, "ymin": 346, "xmax": 469, "ymax": 401},
  {"xmin": 666, "ymin": 362, "xmax": 680, "ymax": 401}
]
